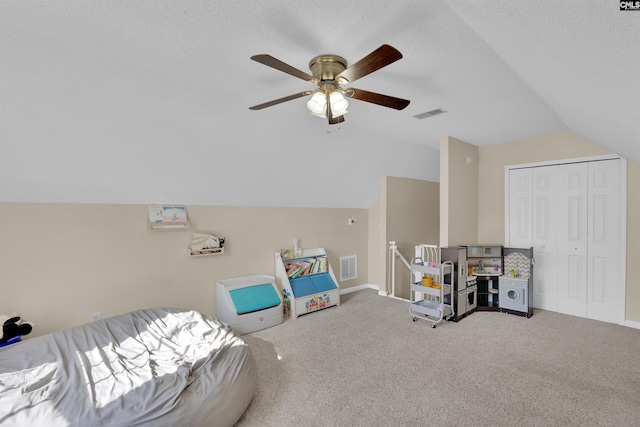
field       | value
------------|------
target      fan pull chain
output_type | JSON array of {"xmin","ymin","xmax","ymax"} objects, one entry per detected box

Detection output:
[
  {"xmin": 326, "ymin": 122, "xmax": 343, "ymax": 134},
  {"xmin": 326, "ymin": 123, "xmax": 343, "ymax": 134}
]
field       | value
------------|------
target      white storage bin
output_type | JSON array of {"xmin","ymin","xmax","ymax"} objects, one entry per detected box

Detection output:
[{"xmin": 216, "ymin": 274, "xmax": 283, "ymax": 334}]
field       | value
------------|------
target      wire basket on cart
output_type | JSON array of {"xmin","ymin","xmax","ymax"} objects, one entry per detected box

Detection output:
[{"xmin": 409, "ymin": 255, "xmax": 454, "ymax": 328}]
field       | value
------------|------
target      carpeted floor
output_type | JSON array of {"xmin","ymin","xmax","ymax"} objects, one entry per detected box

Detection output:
[{"xmin": 235, "ymin": 289, "xmax": 640, "ymax": 426}]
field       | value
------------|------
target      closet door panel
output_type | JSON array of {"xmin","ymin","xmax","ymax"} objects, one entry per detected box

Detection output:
[
  {"xmin": 586, "ymin": 160, "xmax": 621, "ymax": 323},
  {"xmin": 509, "ymin": 168, "xmax": 533, "ymax": 248},
  {"xmin": 557, "ymin": 163, "xmax": 588, "ymax": 317},
  {"xmin": 532, "ymin": 166, "xmax": 558, "ymax": 311}
]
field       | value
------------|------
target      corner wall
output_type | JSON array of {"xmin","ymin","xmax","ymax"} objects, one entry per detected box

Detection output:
[
  {"xmin": 440, "ymin": 136, "xmax": 479, "ymax": 246},
  {"xmin": 368, "ymin": 190, "xmax": 385, "ymax": 295},
  {"xmin": 367, "ymin": 176, "xmax": 439, "ymax": 299}
]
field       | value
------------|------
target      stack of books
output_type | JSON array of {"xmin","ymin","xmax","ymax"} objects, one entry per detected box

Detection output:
[{"xmin": 284, "ymin": 257, "xmax": 327, "ymax": 279}]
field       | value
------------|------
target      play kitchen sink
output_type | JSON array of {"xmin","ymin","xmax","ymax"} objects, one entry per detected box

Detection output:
[
  {"xmin": 472, "ymin": 258, "xmax": 502, "ymax": 276},
  {"xmin": 473, "ymin": 270, "xmax": 502, "ymax": 276}
]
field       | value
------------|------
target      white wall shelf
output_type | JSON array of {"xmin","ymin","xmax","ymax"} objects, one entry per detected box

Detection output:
[
  {"xmin": 147, "ymin": 221, "xmax": 190, "ymax": 230},
  {"xmin": 187, "ymin": 247, "xmax": 224, "ymax": 257}
]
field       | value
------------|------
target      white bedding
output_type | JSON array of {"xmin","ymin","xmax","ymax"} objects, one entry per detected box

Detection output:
[{"xmin": 0, "ymin": 308, "xmax": 257, "ymax": 426}]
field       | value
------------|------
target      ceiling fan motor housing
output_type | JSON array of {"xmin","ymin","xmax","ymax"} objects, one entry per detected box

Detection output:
[{"xmin": 308, "ymin": 55, "xmax": 348, "ymax": 82}]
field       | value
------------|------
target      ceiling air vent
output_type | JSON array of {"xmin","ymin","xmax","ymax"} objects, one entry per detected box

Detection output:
[
  {"xmin": 413, "ymin": 108, "xmax": 447, "ymax": 120},
  {"xmin": 340, "ymin": 255, "xmax": 357, "ymax": 281}
]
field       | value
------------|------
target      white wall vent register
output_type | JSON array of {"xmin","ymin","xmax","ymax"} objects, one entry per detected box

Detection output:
[{"xmin": 340, "ymin": 255, "xmax": 357, "ymax": 281}]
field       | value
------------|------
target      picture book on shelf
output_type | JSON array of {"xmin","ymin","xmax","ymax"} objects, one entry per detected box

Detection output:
[
  {"xmin": 148, "ymin": 205, "xmax": 188, "ymax": 223},
  {"xmin": 284, "ymin": 256, "xmax": 327, "ymax": 279},
  {"xmin": 280, "ymin": 249, "xmax": 294, "ymax": 259}
]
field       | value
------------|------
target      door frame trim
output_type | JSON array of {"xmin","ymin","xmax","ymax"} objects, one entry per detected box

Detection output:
[{"xmin": 504, "ymin": 154, "xmax": 627, "ymax": 325}]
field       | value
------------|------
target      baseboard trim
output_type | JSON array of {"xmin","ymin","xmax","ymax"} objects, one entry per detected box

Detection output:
[
  {"xmin": 381, "ymin": 293, "xmax": 410, "ymax": 302},
  {"xmin": 340, "ymin": 284, "xmax": 410, "ymax": 303},
  {"xmin": 340, "ymin": 283, "xmax": 378, "ymax": 295},
  {"xmin": 624, "ymin": 319, "xmax": 640, "ymax": 330}
]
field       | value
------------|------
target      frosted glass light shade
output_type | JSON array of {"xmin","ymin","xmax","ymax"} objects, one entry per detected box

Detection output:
[
  {"xmin": 329, "ymin": 91, "xmax": 348, "ymax": 116},
  {"xmin": 307, "ymin": 92, "xmax": 327, "ymax": 115}
]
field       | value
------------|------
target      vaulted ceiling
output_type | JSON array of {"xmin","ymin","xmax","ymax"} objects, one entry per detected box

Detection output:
[{"xmin": 1, "ymin": 1, "xmax": 638, "ymax": 208}]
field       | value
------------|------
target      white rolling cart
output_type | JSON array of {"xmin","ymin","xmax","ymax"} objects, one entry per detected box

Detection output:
[{"xmin": 409, "ymin": 256, "xmax": 454, "ymax": 328}]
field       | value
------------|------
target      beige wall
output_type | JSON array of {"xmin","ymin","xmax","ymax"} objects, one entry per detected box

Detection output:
[
  {"xmin": 626, "ymin": 162, "xmax": 640, "ymax": 323},
  {"xmin": 476, "ymin": 131, "xmax": 640, "ymax": 323},
  {"xmin": 383, "ymin": 176, "xmax": 439, "ymax": 299},
  {"xmin": 440, "ymin": 136, "xmax": 479, "ymax": 246},
  {"xmin": 0, "ymin": 203, "xmax": 368, "ymax": 337}
]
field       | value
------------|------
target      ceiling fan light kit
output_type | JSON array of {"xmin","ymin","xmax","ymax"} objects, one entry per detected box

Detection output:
[
  {"xmin": 306, "ymin": 86, "xmax": 349, "ymax": 119},
  {"xmin": 250, "ymin": 45, "xmax": 410, "ymax": 125},
  {"xmin": 329, "ymin": 91, "xmax": 348, "ymax": 117},
  {"xmin": 307, "ymin": 91, "xmax": 327, "ymax": 116}
]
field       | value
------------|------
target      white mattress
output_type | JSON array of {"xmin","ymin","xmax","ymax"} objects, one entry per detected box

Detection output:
[{"xmin": 0, "ymin": 307, "xmax": 257, "ymax": 427}]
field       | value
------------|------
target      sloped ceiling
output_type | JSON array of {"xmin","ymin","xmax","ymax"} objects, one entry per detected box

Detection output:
[{"xmin": 1, "ymin": 0, "xmax": 638, "ymax": 209}]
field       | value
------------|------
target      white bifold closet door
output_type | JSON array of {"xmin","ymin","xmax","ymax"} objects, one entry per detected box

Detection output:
[
  {"xmin": 585, "ymin": 160, "xmax": 622, "ymax": 322},
  {"xmin": 508, "ymin": 159, "xmax": 623, "ymax": 324},
  {"xmin": 509, "ymin": 166, "xmax": 559, "ymax": 312},
  {"xmin": 557, "ymin": 162, "xmax": 588, "ymax": 317},
  {"xmin": 532, "ymin": 166, "xmax": 559, "ymax": 312}
]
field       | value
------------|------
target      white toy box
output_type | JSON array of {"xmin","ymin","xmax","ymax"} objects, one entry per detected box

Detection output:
[{"xmin": 216, "ymin": 274, "xmax": 283, "ymax": 334}]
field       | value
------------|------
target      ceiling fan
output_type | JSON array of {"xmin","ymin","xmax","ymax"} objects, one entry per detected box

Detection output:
[{"xmin": 249, "ymin": 44, "xmax": 410, "ymax": 125}]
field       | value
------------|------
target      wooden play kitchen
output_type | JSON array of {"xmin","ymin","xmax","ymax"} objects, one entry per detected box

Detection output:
[{"xmin": 408, "ymin": 244, "xmax": 534, "ymax": 325}]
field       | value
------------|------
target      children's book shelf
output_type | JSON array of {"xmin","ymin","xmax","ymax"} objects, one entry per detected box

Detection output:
[{"xmin": 274, "ymin": 248, "xmax": 340, "ymax": 318}]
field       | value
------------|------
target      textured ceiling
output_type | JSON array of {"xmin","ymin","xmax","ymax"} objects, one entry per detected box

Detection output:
[{"xmin": 1, "ymin": 0, "xmax": 638, "ymax": 208}]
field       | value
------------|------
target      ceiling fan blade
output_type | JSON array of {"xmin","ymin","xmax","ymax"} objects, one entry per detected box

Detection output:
[
  {"xmin": 249, "ymin": 91, "xmax": 313, "ymax": 110},
  {"xmin": 335, "ymin": 44, "xmax": 403, "ymax": 84},
  {"xmin": 346, "ymin": 88, "xmax": 410, "ymax": 110},
  {"xmin": 251, "ymin": 54, "xmax": 319, "ymax": 84}
]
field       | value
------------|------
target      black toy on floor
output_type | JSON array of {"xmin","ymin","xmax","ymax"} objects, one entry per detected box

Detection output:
[{"xmin": 0, "ymin": 314, "xmax": 33, "ymax": 344}]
